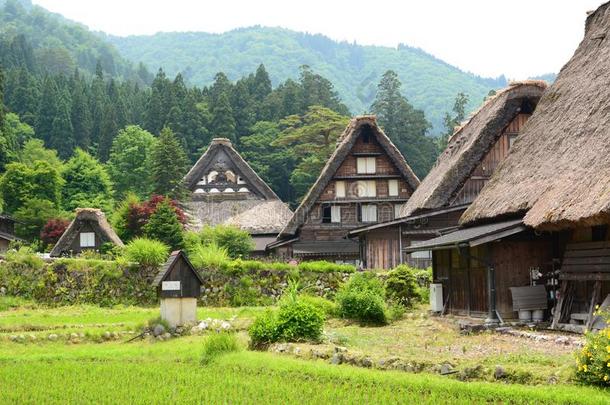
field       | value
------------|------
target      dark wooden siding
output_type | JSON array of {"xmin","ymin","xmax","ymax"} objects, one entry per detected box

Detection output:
[
  {"xmin": 451, "ymin": 113, "xmax": 531, "ymax": 205},
  {"xmin": 158, "ymin": 256, "xmax": 201, "ymax": 299},
  {"xmin": 68, "ymin": 222, "xmax": 104, "ymax": 253}
]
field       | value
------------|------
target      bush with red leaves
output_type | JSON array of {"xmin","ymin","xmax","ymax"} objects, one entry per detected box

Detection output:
[{"xmin": 41, "ymin": 218, "xmax": 71, "ymax": 247}]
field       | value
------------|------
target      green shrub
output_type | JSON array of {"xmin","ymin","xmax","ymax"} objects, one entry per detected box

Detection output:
[
  {"xmin": 4, "ymin": 247, "xmax": 44, "ymax": 270},
  {"xmin": 199, "ymin": 225, "xmax": 254, "ymax": 259},
  {"xmin": 298, "ymin": 295, "xmax": 339, "ymax": 318},
  {"xmin": 276, "ymin": 301, "xmax": 324, "ymax": 342},
  {"xmin": 201, "ymin": 332, "xmax": 240, "ymax": 365},
  {"xmin": 190, "ymin": 242, "xmax": 230, "ymax": 270},
  {"xmin": 249, "ymin": 309, "xmax": 280, "ymax": 349},
  {"xmin": 298, "ymin": 260, "xmax": 355, "ymax": 273},
  {"xmin": 336, "ymin": 272, "xmax": 388, "ymax": 324},
  {"xmin": 575, "ymin": 318, "xmax": 610, "ymax": 386},
  {"xmin": 143, "ymin": 198, "xmax": 184, "ymax": 249},
  {"xmin": 385, "ymin": 265, "xmax": 421, "ymax": 308},
  {"xmin": 123, "ymin": 238, "xmax": 170, "ymax": 267}
]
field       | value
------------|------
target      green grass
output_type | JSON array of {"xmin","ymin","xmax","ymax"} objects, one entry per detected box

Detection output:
[{"xmin": 0, "ymin": 341, "xmax": 606, "ymax": 404}]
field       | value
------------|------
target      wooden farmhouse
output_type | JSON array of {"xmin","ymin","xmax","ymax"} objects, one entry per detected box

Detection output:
[
  {"xmin": 0, "ymin": 214, "xmax": 21, "ymax": 252},
  {"xmin": 409, "ymin": 2, "xmax": 610, "ymax": 330},
  {"xmin": 269, "ymin": 116, "xmax": 420, "ymax": 264},
  {"xmin": 50, "ymin": 208, "xmax": 124, "ymax": 257},
  {"xmin": 182, "ymin": 138, "xmax": 293, "ymax": 255},
  {"xmin": 348, "ymin": 81, "xmax": 547, "ymax": 269}
]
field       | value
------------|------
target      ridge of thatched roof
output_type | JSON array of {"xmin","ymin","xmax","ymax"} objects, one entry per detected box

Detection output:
[
  {"xmin": 461, "ymin": 3, "xmax": 610, "ymax": 230},
  {"xmin": 50, "ymin": 208, "xmax": 123, "ymax": 257},
  {"xmin": 278, "ymin": 115, "xmax": 420, "ymax": 238},
  {"xmin": 183, "ymin": 138, "xmax": 280, "ymax": 201},
  {"xmin": 400, "ymin": 81, "xmax": 547, "ymax": 218}
]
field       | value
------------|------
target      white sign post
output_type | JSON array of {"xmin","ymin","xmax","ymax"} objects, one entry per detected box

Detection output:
[{"xmin": 162, "ymin": 281, "xmax": 181, "ymax": 291}]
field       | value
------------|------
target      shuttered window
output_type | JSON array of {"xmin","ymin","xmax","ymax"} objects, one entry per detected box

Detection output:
[
  {"xmin": 356, "ymin": 157, "xmax": 376, "ymax": 174},
  {"xmin": 388, "ymin": 179, "xmax": 399, "ymax": 196},
  {"xmin": 331, "ymin": 206, "xmax": 341, "ymax": 223},
  {"xmin": 360, "ymin": 204, "xmax": 377, "ymax": 222},
  {"xmin": 335, "ymin": 181, "xmax": 346, "ymax": 198},
  {"xmin": 80, "ymin": 232, "xmax": 95, "ymax": 248}
]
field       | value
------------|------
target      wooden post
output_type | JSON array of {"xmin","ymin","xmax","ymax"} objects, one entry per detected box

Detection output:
[
  {"xmin": 551, "ymin": 280, "xmax": 568, "ymax": 329},
  {"xmin": 586, "ymin": 280, "xmax": 602, "ymax": 331}
]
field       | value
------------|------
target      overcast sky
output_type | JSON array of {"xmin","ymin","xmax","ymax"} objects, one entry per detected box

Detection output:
[{"xmin": 32, "ymin": 0, "xmax": 604, "ymax": 79}]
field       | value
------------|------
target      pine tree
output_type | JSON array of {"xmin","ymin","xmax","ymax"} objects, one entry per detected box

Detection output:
[
  {"xmin": 71, "ymin": 73, "xmax": 92, "ymax": 149},
  {"xmin": 145, "ymin": 69, "xmax": 171, "ymax": 134},
  {"xmin": 438, "ymin": 92, "xmax": 470, "ymax": 151},
  {"xmin": 371, "ymin": 70, "xmax": 437, "ymax": 178},
  {"xmin": 0, "ymin": 67, "xmax": 4, "ymax": 128},
  {"xmin": 143, "ymin": 198, "xmax": 184, "ymax": 249},
  {"xmin": 36, "ymin": 76, "xmax": 58, "ymax": 145},
  {"xmin": 150, "ymin": 127, "xmax": 188, "ymax": 198},
  {"xmin": 211, "ymin": 91, "xmax": 236, "ymax": 142},
  {"xmin": 49, "ymin": 89, "xmax": 74, "ymax": 159},
  {"xmin": 98, "ymin": 102, "xmax": 118, "ymax": 162}
]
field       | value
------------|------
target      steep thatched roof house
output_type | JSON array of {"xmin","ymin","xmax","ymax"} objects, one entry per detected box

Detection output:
[
  {"xmin": 50, "ymin": 208, "xmax": 123, "ymax": 257},
  {"xmin": 270, "ymin": 116, "xmax": 420, "ymax": 263},
  {"xmin": 182, "ymin": 138, "xmax": 293, "ymax": 254},
  {"xmin": 408, "ymin": 3, "xmax": 610, "ymax": 329},
  {"xmin": 349, "ymin": 82, "xmax": 546, "ymax": 269}
]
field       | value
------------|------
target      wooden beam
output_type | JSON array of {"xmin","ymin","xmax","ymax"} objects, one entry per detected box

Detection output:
[
  {"xmin": 586, "ymin": 280, "xmax": 602, "ymax": 331},
  {"xmin": 552, "ymin": 280, "xmax": 568, "ymax": 329}
]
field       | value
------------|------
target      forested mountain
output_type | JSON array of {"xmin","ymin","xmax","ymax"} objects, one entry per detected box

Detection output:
[
  {"xmin": 0, "ymin": 0, "xmax": 151, "ymax": 83},
  {"xmin": 106, "ymin": 27, "xmax": 507, "ymax": 133}
]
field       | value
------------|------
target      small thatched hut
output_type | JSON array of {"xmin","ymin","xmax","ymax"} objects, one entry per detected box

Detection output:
[
  {"xmin": 270, "ymin": 115, "xmax": 420, "ymax": 263},
  {"xmin": 408, "ymin": 3, "xmax": 610, "ymax": 329},
  {"xmin": 349, "ymin": 82, "xmax": 546, "ymax": 269},
  {"xmin": 50, "ymin": 208, "xmax": 123, "ymax": 257},
  {"xmin": 182, "ymin": 138, "xmax": 293, "ymax": 255}
]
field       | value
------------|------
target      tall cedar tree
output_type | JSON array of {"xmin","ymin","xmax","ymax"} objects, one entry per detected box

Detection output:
[
  {"xmin": 150, "ymin": 127, "xmax": 188, "ymax": 198},
  {"xmin": 70, "ymin": 72, "xmax": 92, "ymax": 149},
  {"xmin": 143, "ymin": 198, "xmax": 184, "ymax": 249},
  {"xmin": 0, "ymin": 66, "xmax": 4, "ymax": 128},
  {"xmin": 49, "ymin": 88, "xmax": 74, "ymax": 159},
  {"xmin": 36, "ymin": 76, "xmax": 58, "ymax": 146},
  {"xmin": 371, "ymin": 70, "xmax": 438, "ymax": 178},
  {"xmin": 439, "ymin": 92, "xmax": 469, "ymax": 151}
]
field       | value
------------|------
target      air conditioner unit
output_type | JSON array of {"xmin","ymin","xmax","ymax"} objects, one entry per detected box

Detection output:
[{"xmin": 430, "ymin": 283, "xmax": 443, "ymax": 312}]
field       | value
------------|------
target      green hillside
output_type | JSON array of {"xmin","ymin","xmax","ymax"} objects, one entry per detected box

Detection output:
[
  {"xmin": 107, "ymin": 27, "xmax": 507, "ymax": 133},
  {"xmin": 0, "ymin": 0, "xmax": 149, "ymax": 83}
]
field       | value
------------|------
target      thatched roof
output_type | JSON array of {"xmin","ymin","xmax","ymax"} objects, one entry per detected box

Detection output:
[
  {"xmin": 401, "ymin": 81, "xmax": 547, "ymax": 218},
  {"xmin": 461, "ymin": 3, "xmax": 610, "ymax": 230},
  {"xmin": 184, "ymin": 199, "xmax": 292, "ymax": 235},
  {"xmin": 279, "ymin": 115, "xmax": 420, "ymax": 238},
  {"xmin": 183, "ymin": 138, "xmax": 279, "ymax": 200},
  {"xmin": 50, "ymin": 208, "xmax": 123, "ymax": 257}
]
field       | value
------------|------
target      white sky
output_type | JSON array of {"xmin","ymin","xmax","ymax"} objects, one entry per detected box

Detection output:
[{"xmin": 32, "ymin": 0, "xmax": 604, "ymax": 79}]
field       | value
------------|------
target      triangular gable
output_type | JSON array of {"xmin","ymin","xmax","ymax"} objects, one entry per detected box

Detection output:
[
  {"xmin": 279, "ymin": 115, "xmax": 420, "ymax": 238},
  {"xmin": 183, "ymin": 138, "xmax": 279, "ymax": 200},
  {"xmin": 401, "ymin": 81, "xmax": 547, "ymax": 218},
  {"xmin": 153, "ymin": 250, "xmax": 203, "ymax": 286},
  {"xmin": 49, "ymin": 208, "xmax": 123, "ymax": 257}
]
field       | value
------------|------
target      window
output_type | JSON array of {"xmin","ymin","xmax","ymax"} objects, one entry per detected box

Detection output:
[
  {"xmin": 331, "ymin": 206, "xmax": 341, "ymax": 223},
  {"xmin": 359, "ymin": 204, "xmax": 377, "ymax": 222},
  {"xmin": 508, "ymin": 134, "xmax": 518, "ymax": 149},
  {"xmin": 356, "ymin": 157, "xmax": 376, "ymax": 174},
  {"xmin": 388, "ymin": 179, "xmax": 399, "ymax": 196},
  {"xmin": 335, "ymin": 181, "xmax": 346, "ymax": 198},
  {"xmin": 394, "ymin": 204, "xmax": 403, "ymax": 219},
  {"xmin": 80, "ymin": 232, "xmax": 95, "ymax": 248},
  {"xmin": 322, "ymin": 205, "xmax": 332, "ymax": 223},
  {"xmin": 356, "ymin": 180, "xmax": 376, "ymax": 197}
]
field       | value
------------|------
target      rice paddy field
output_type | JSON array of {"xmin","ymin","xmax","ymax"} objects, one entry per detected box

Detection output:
[{"xmin": 0, "ymin": 298, "xmax": 607, "ymax": 404}]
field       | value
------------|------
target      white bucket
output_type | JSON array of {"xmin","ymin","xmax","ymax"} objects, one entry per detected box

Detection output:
[
  {"xmin": 518, "ymin": 310, "xmax": 532, "ymax": 322},
  {"xmin": 532, "ymin": 309, "xmax": 545, "ymax": 322}
]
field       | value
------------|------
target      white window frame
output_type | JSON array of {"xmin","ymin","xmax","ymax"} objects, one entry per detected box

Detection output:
[
  {"xmin": 388, "ymin": 179, "xmax": 399, "ymax": 197},
  {"xmin": 360, "ymin": 204, "xmax": 377, "ymax": 222},
  {"xmin": 335, "ymin": 181, "xmax": 346, "ymax": 198},
  {"xmin": 331, "ymin": 206, "xmax": 341, "ymax": 223},
  {"xmin": 80, "ymin": 232, "xmax": 95, "ymax": 248},
  {"xmin": 356, "ymin": 157, "xmax": 376, "ymax": 174}
]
